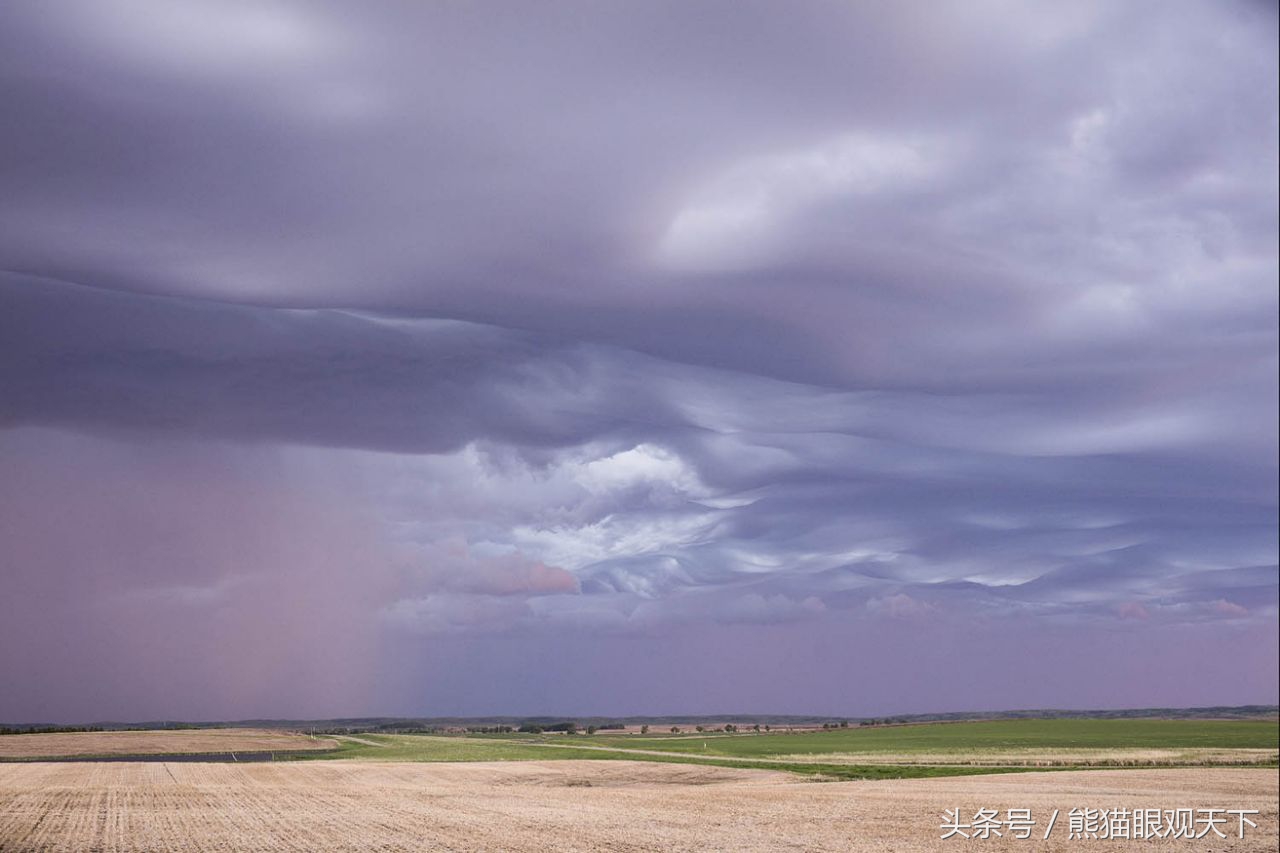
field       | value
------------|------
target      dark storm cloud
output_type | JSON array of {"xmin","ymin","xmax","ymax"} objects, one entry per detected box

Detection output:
[
  {"xmin": 0, "ymin": 271, "xmax": 683, "ymax": 452},
  {"xmin": 1, "ymin": 1, "xmax": 1271, "ymax": 390},
  {"xmin": 0, "ymin": 0, "xmax": 1275, "ymax": 719}
]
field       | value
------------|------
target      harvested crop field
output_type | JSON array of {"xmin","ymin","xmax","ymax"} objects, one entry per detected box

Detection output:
[
  {"xmin": 0, "ymin": 761, "xmax": 1273, "ymax": 851},
  {"xmin": 767, "ymin": 747, "xmax": 1280, "ymax": 766},
  {"xmin": 0, "ymin": 728, "xmax": 336, "ymax": 760}
]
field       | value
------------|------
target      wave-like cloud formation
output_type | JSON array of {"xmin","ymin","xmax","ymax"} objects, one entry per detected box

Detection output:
[{"xmin": 0, "ymin": 0, "xmax": 1275, "ymax": 719}]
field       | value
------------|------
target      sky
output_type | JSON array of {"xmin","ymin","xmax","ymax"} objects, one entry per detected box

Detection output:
[{"xmin": 0, "ymin": 1, "xmax": 1276, "ymax": 723}]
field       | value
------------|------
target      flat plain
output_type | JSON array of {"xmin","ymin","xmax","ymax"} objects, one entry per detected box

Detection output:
[
  {"xmin": 307, "ymin": 718, "xmax": 1280, "ymax": 777},
  {"xmin": 0, "ymin": 728, "xmax": 337, "ymax": 759},
  {"xmin": 0, "ymin": 761, "xmax": 1274, "ymax": 851},
  {"xmin": 1, "ymin": 719, "xmax": 1275, "ymax": 851},
  {"xmin": 583, "ymin": 718, "xmax": 1279, "ymax": 756},
  {"xmin": 573, "ymin": 718, "xmax": 1280, "ymax": 768}
]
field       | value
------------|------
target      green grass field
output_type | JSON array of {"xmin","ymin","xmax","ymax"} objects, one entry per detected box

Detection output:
[
  {"xmin": 583, "ymin": 719, "xmax": 1279, "ymax": 757},
  {"xmin": 298, "ymin": 733, "xmax": 1034, "ymax": 781},
  {"xmin": 298, "ymin": 718, "xmax": 1278, "ymax": 781}
]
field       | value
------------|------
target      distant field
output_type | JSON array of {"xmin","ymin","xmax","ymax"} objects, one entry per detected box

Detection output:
[
  {"xmin": 576, "ymin": 718, "xmax": 1280, "ymax": 767},
  {"xmin": 0, "ymin": 728, "xmax": 336, "ymax": 760},
  {"xmin": 2, "ymin": 721, "xmax": 1276, "ymax": 850},
  {"xmin": 307, "ymin": 734, "xmax": 1010, "ymax": 781},
  {"xmin": 291, "ymin": 718, "xmax": 1279, "ymax": 779},
  {"xmin": 1, "ymin": 762, "xmax": 1273, "ymax": 852},
  {"xmin": 587, "ymin": 718, "xmax": 1279, "ymax": 753},
  {"xmin": 4, "ymin": 719, "xmax": 1272, "ymax": 774}
]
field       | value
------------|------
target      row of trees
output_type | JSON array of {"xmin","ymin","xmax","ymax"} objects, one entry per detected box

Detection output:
[
  {"xmin": 515, "ymin": 721, "xmax": 627, "ymax": 734},
  {"xmin": 3, "ymin": 724, "xmax": 204, "ymax": 736},
  {"xmin": 527, "ymin": 719, "xmax": 889, "ymax": 733},
  {"xmin": 692, "ymin": 724, "xmax": 760, "ymax": 733},
  {"xmin": 512, "ymin": 720, "xmax": 875, "ymax": 734},
  {"xmin": 667, "ymin": 724, "xmax": 762, "ymax": 734},
  {"xmin": 0, "ymin": 725, "xmax": 106, "ymax": 736}
]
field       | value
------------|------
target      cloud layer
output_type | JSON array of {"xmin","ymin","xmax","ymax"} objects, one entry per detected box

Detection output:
[{"xmin": 0, "ymin": 0, "xmax": 1275, "ymax": 720}]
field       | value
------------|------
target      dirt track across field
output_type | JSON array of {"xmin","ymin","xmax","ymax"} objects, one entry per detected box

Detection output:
[
  {"xmin": 0, "ymin": 728, "xmax": 336, "ymax": 759},
  {"xmin": 0, "ymin": 761, "xmax": 1274, "ymax": 851}
]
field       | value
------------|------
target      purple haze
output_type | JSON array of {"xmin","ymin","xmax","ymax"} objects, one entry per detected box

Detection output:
[{"xmin": 0, "ymin": 1, "xmax": 1276, "ymax": 722}]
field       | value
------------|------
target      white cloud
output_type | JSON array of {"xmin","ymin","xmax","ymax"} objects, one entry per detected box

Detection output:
[
  {"xmin": 657, "ymin": 132, "xmax": 946, "ymax": 272},
  {"xmin": 71, "ymin": 0, "xmax": 334, "ymax": 75},
  {"xmin": 576, "ymin": 443, "xmax": 703, "ymax": 497}
]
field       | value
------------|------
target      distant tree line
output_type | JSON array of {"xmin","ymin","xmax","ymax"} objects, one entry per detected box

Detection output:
[
  {"xmin": 513, "ymin": 721, "xmax": 626, "ymax": 734},
  {"xmin": 519, "ymin": 721, "xmax": 578, "ymax": 734},
  {"xmin": 0, "ymin": 725, "xmax": 105, "ymax": 736}
]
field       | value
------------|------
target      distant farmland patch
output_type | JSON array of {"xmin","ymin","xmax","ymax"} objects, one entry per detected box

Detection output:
[
  {"xmin": 584, "ymin": 718, "xmax": 1280, "ymax": 761},
  {"xmin": 550, "ymin": 718, "xmax": 1280, "ymax": 770},
  {"xmin": 0, "ymin": 728, "xmax": 336, "ymax": 760}
]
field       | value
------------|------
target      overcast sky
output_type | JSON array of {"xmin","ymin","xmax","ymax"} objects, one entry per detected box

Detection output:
[{"xmin": 1, "ymin": 1, "xmax": 1276, "ymax": 723}]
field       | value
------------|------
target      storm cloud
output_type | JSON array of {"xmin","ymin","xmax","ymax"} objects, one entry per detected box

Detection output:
[{"xmin": 0, "ymin": 0, "xmax": 1275, "ymax": 721}]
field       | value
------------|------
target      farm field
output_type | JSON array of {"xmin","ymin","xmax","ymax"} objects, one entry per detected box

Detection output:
[
  {"xmin": 0, "ymin": 761, "xmax": 1274, "ymax": 852},
  {"xmin": 4, "ymin": 720, "xmax": 1274, "ymax": 774},
  {"xmin": 308, "ymin": 733, "xmax": 1016, "ymax": 780},
  {"xmin": 0, "ymin": 728, "xmax": 337, "ymax": 760},
  {"xmin": 301, "ymin": 721, "xmax": 1277, "ymax": 777},
  {"xmin": 571, "ymin": 718, "xmax": 1280, "ymax": 768}
]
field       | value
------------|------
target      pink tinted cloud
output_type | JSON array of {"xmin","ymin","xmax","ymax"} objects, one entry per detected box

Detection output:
[
  {"xmin": 1210, "ymin": 599, "xmax": 1249, "ymax": 618},
  {"xmin": 403, "ymin": 537, "xmax": 578, "ymax": 597},
  {"xmin": 1116, "ymin": 601, "xmax": 1151, "ymax": 620}
]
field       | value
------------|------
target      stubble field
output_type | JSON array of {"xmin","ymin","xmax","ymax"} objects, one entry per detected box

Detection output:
[
  {"xmin": 1, "ymin": 721, "xmax": 1275, "ymax": 850},
  {"xmin": 0, "ymin": 728, "xmax": 336, "ymax": 759},
  {"xmin": 0, "ymin": 761, "xmax": 1274, "ymax": 852}
]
